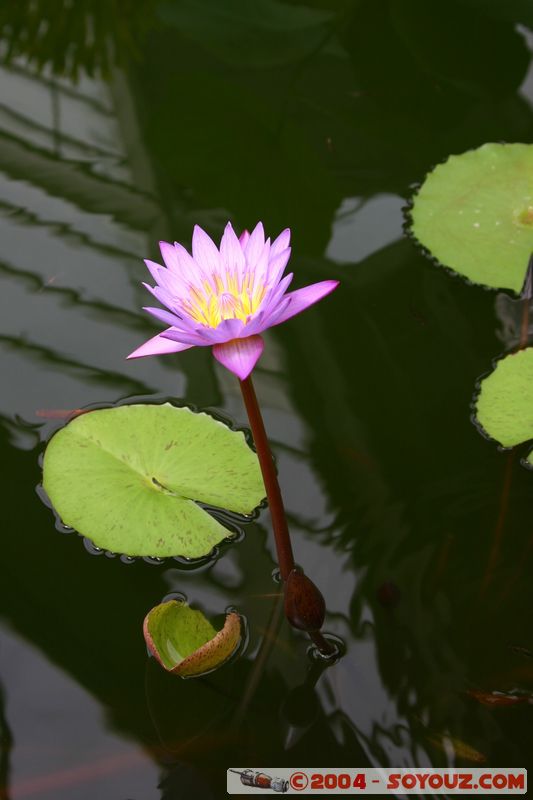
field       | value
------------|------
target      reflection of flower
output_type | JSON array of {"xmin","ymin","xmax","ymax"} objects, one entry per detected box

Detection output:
[{"xmin": 128, "ymin": 222, "xmax": 338, "ymax": 379}]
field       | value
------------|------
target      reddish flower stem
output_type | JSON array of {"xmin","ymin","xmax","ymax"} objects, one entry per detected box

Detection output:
[
  {"xmin": 239, "ymin": 375, "xmax": 295, "ymax": 582},
  {"xmin": 239, "ymin": 375, "xmax": 335, "ymax": 657}
]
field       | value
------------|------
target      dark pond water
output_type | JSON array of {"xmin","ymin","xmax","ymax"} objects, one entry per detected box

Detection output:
[{"xmin": 1, "ymin": 2, "xmax": 533, "ymax": 798}]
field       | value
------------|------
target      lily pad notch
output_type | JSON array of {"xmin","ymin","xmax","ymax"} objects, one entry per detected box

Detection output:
[
  {"xmin": 144, "ymin": 600, "xmax": 242, "ymax": 677},
  {"xmin": 408, "ymin": 142, "xmax": 533, "ymax": 293},
  {"xmin": 42, "ymin": 403, "xmax": 265, "ymax": 558}
]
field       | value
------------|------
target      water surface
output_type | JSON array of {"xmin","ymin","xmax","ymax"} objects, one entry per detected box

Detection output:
[{"xmin": 1, "ymin": 3, "xmax": 533, "ymax": 797}]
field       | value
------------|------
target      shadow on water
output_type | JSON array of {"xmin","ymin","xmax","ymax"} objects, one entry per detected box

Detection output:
[{"xmin": 1, "ymin": 0, "xmax": 533, "ymax": 796}]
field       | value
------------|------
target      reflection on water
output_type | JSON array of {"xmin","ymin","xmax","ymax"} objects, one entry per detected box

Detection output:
[
  {"xmin": 1, "ymin": 1, "xmax": 533, "ymax": 797},
  {"xmin": 326, "ymin": 194, "xmax": 404, "ymax": 264},
  {"xmin": 0, "ymin": 626, "xmax": 160, "ymax": 799}
]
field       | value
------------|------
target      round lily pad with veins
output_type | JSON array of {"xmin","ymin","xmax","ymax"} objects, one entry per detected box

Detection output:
[
  {"xmin": 143, "ymin": 600, "xmax": 242, "ymax": 677},
  {"xmin": 42, "ymin": 403, "xmax": 265, "ymax": 558},
  {"xmin": 475, "ymin": 348, "xmax": 533, "ymax": 461},
  {"xmin": 409, "ymin": 143, "xmax": 533, "ymax": 293}
]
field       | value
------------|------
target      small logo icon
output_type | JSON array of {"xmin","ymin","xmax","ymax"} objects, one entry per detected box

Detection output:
[{"xmin": 229, "ymin": 769, "xmax": 289, "ymax": 793}]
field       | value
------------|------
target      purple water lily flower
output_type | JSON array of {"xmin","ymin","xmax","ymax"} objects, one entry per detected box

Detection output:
[{"xmin": 128, "ymin": 222, "xmax": 338, "ymax": 380}]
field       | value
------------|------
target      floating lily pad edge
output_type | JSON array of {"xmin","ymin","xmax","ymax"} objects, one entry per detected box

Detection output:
[
  {"xmin": 40, "ymin": 395, "xmax": 265, "ymax": 561},
  {"xmin": 471, "ymin": 354, "xmax": 518, "ymax": 451},
  {"xmin": 37, "ymin": 475, "xmax": 239, "ymax": 567},
  {"xmin": 403, "ymin": 191, "xmax": 506, "ymax": 296},
  {"xmin": 405, "ymin": 142, "xmax": 533, "ymax": 295},
  {"xmin": 36, "ymin": 392, "xmax": 258, "ymax": 447},
  {"xmin": 472, "ymin": 347, "xmax": 533, "ymax": 470}
]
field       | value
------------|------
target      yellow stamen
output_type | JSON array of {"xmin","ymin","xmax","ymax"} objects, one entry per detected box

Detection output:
[{"xmin": 184, "ymin": 270, "xmax": 266, "ymax": 328}]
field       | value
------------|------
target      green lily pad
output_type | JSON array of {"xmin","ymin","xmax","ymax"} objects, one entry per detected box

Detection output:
[
  {"xmin": 475, "ymin": 348, "xmax": 533, "ymax": 460},
  {"xmin": 42, "ymin": 403, "xmax": 264, "ymax": 558},
  {"xmin": 409, "ymin": 143, "xmax": 533, "ymax": 292},
  {"xmin": 143, "ymin": 600, "xmax": 242, "ymax": 676}
]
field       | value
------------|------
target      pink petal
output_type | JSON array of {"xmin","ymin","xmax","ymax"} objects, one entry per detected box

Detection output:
[
  {"xmin": 238, "ymin": 310, "xmax": 265, "ymax": 338},
  {"xmin": 265, "ymin": 247, "xmax": 291, "ymax": 287},
  {"xmin": 159, "ymin": 241, "xmax": 181, "ymax": 273},
  {"xmin": 270, "ymin": 228, "xmax": 291, "ymax": 259},
  {"xmin": 212, "ymin": 335, "xmax": 264, "ymax": 380},
  {"xmin": 245, "ymin": 298, "xmax": 291, "ymax": 337},
  {"xmin": 173, "ymin": 242, "xmax": 206, "ymax": 282},
  {"xmin": 267, "ymin": 280, "xmax": 339, "ymax": 327},
  {"xmin": 127, "ymin": 329, "xmax": 194, "ymax": 359},
  {"xmin": 250, "ymin": 239, "xmax": 271, "ymax": 292},
  {"xmin": 244, "ymin": 222, "xmax": 265, "ymax": 267},
  {"xmin": 208, "ymin": 317, "xmax": 245, "ymax": 343},
  {"xmin": 146, "ymin": 284, "xmax": 176, "ymax": 310},
  {"xmin": 258, "ymin": 297, "xmax": 292, "ymax": 328},
  {"xmin": 153, "ymin": 265, "xmax": 185, "ymax": 296},
  {"xmin": 160, "ymin": 328, "xmax": 212, "ymax": 346},
  {"xmin": 262, "ymin": 272, "xmax": 294, "ymax": 311},
  {"xmin": 144, "ymin": 259, "xmax": 163, "ymax": 282},
  {"xmin": 192, "ymin": 225, "xmax": 221, "ymax": 274},
  {"xmin": 143, "ymin": 306, "xmax": 203, "ymax": 338},
  {"xmin": 239, "ymin": 229, "xmax": 250, "ymax": 248},
  {"xmin": 240, "ymin": 274, "xmax": 293, "ymax": 336},
  {"xmin": 160, "ymin": 240, "xmax": 207, "ymax": 286},
  {"xmin": 220, "ymin": 222, "xmax": 245, "ymax": 275},
  {"xmin": 144, "ymin": 306, "xmax": 183, "ymax": 328}
]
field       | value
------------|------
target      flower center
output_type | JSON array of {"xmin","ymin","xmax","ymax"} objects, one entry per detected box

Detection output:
[{"xmin": 181, "ymin": 273, "xmax": 266, "ymax": 328}]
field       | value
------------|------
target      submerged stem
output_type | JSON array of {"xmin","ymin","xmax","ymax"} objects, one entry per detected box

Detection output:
[{"xmin": 239, "ymin": 375, "xmax": 335, "ymax": 657}]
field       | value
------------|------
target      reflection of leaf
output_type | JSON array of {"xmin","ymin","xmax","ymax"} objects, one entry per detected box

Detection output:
[
  {"xmin": 0, "ymin": 0, "xmax": 157, "ymax": 80},
  {"xmin": 143, "ymin": 600, "xmax": 241, "ymax": 676},
  {"xmin": 0, "ymin": 334, "xmax": 152, "ymax": 395},
  {"xmin": 1, "ymin": 419, "xmax": 284, "ymax": 775},
  {"xmin": 0, "ymin": 131, "xmax": 159, "ymax": 231},
  {"xmin": 475, "ymin": 348, "xmax": 533, "ymax": 452},
  {"xmin": 329, "ymin": 23, "xmax": 533, "ymax": 201},
  {"xmin": 141, "ymin": 71, "xmax": 339, "ymax": 253},
  {"xmin": 42, "ymin": 403, "xmax": 264, "ymax": 557},
  {"xmin": 158, "ymin": 0, "xmax": 335, "ymax": 68},
  {"xmin": 409, "ymin": 143, "xmax": 533, "ymax": 292}
]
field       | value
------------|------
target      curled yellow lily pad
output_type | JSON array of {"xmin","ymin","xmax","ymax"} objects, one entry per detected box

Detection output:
[{"xmin": 143, "ymin": 600, "xmax": 242, "ymax": 677}]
